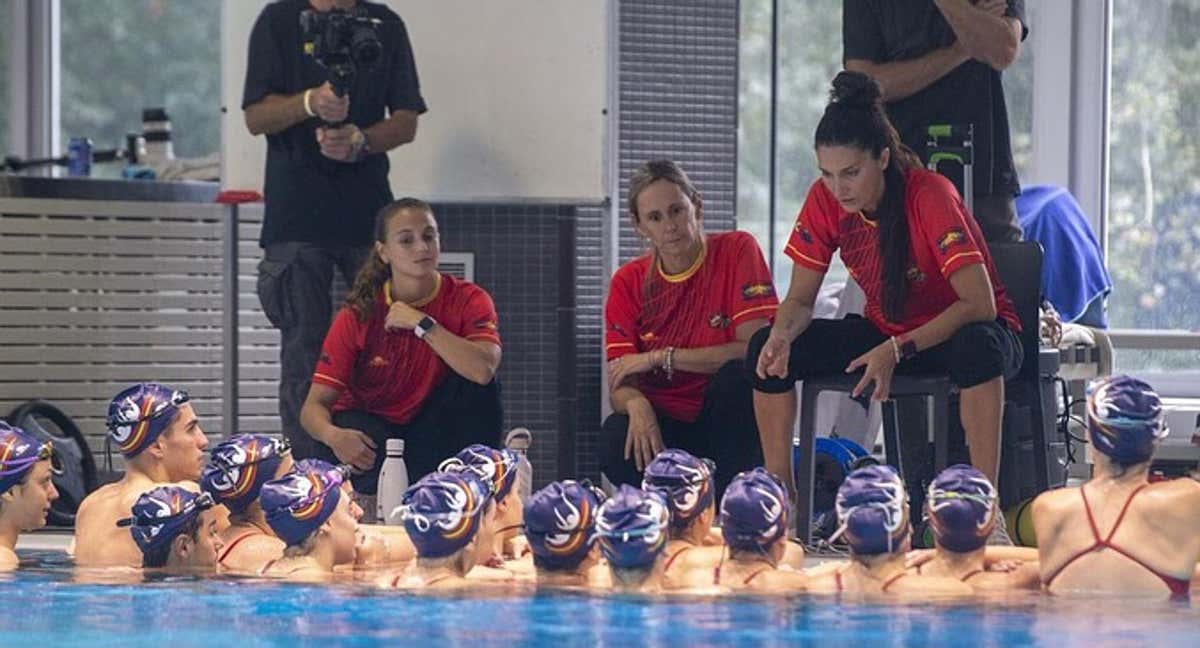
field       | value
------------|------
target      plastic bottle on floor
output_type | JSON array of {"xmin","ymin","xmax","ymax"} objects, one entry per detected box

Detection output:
[
  {"xmin": 505, "ymin": 428, "xmax": 533, "ymax": 502},
  {"xmin": 377, "ymin": 438, "xmax": 409, "ymax": 525}
]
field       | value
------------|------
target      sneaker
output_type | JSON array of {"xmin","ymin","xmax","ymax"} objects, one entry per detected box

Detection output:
[{"xmin": 987, "ymin": 514, "xmax": 1015, "ymax": 546}]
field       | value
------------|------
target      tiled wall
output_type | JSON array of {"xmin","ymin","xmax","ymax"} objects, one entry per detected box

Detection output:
[{"xmin": 617, "ymin": 0, "xmax": 741, "ymax": 262}]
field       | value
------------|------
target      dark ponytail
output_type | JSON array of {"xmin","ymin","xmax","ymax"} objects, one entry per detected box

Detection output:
[{"xmin": 815, "ymin": 71, "xmax": 921, "ymax": 323}]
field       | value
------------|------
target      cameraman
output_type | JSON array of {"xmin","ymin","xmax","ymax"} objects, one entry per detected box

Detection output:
[{"xmin": 243, "ymin": 0, "xmax": 427, "ymax": 460}]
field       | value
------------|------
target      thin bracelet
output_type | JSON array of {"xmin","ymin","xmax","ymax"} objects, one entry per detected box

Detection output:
[
  {"xmin": 889, "ymin": 336, "xmax": 901, "ymax": 363},
  {"xmin": 664, "ymin": 346, "xmax": 675, "ymax": 381},
  {"xmin": 303, "ymin": 89, "xmax": 316, "ymax": 118}
]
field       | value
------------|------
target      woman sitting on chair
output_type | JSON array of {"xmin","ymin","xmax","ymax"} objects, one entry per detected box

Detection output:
[
  {"xmin": 301, "ymin": 198, "xmax": 504, "ymax": 513},
  {"xmin": 748, "ymin": 72, "xmax": 1022, "ymax": 515},
  {"xmin": 604, "ymin": 160, "xmax": 778, "ymax": 499},
  {"xmin": 1033, "ymin": 375, "xmax": 1200, "ymax": 598}
]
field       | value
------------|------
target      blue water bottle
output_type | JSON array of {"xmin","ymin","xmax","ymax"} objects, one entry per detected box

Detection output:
[{"xmin": 67, "ymin": 137, "xmax": 93, "ymax": 177}]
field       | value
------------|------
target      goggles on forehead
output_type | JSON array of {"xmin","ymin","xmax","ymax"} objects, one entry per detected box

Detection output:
[
  {"xmin": 105, "ymin": 388, "xmax": 191, "ymax": 430},
  {"xmin": 116, "ymin": 490, "xmax": 216, "ymax": 529},
  {"xmin": 0, "ymin": 440, "xmax": 63, "ymax": 478}
]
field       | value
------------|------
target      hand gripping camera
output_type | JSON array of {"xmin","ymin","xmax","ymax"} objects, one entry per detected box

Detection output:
[{"xmin": 300, "ymin": 7, "xmax": 383, "ymax": 98}]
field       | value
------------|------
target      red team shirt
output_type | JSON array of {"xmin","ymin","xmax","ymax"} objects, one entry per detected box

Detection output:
[
  {"xmin": 786, "ymin": 168, "xmax": 1020, "ymax": 337},
  {"xmin": 313, "ymin": 273, "xmax": 502, "ymax": 424},
  {"xmin": 606, "ymin": 231, "xmax": 778, "ymax": 422}
]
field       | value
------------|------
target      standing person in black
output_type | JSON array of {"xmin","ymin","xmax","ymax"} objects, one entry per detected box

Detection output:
[
  {"xmin": 843, "ymin": 0, "xmax": 1027, "ymax": 243},
  {"xmin": 243, "ymin": 0, "xmax": 427, "ymax": 459}
]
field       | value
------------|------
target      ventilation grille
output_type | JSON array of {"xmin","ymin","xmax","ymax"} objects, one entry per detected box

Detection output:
[{"xmin": 438, "ymin": 252, "xmax": 474, "ymax": 282}]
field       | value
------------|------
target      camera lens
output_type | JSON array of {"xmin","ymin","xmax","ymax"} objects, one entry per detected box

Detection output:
[{"xmin": 350, "ymin": 25, "xmax": 382, "ymax": 66}]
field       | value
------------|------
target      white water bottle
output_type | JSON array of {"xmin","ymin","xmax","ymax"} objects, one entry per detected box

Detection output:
[
  {"xmin": 377, "ymin": 438, "xmax": 409, "ymax": 525},
  {"xmin": 505, "ymin": 428, "xmax": 533, "ymax": 502}
]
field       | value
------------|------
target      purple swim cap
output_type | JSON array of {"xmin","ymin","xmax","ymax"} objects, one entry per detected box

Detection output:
[
  {"xmin": 105, "ymin": 383, "xmax": 190, "ymax": 458},
  {"xmin": 0, "ymin": 422, "xmax": 57, "ymax": 495},
  {"xmin": 118, "ymin": 486, "xmax": 214, "ymax": 556},
  {"xmin": 594, "ymin": 484, "xmax": 669, "ymax": 570},
  {"xmin": 642, "ymin": 448, "xmax": 715, "ymax": 530},
  {"xmin": 719, "ymin": 467, "xmax": 789, "ymax": 554},
  {"xmin": 925, "ymin": 464, "xmax": 997, "ymax": 553},
  {"xmin": 1087, "ymin": 374, "xmax": 1168, "ymax": 466},
  {"xmin": 524, "ymin": 480, "xmax": 605, "ymax": 571},
  {"xmin": 201, "ymin": 434, "xmax": 291, "ymax": 513},
  {"xmin": 438, "ymin": 444, "xmax": 520, "ymax": 502},
  {"xmin": 831, "ymin": 464, "xmax": 910, "ymax": 556},
  {"xmin": 260, "ymin": 460, "xmax": 348, "ymax": 547},
  {"xmin": 400, "ymin": 471, "xmax": 491, "ymax": 558}
]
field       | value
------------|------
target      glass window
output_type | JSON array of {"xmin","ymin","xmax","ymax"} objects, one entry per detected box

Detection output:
[
  {"xmin": 739, "ymin": 0, "xmax": 845, "ymax": 297},
  {"xmin": 0, "ymin": 0, "xmax": 9, "ymax": 156},
  {"xmin": 1107, "ymin": 0, "xmax": 1200, "ymax": 373},
  {"xmin": 1002, "ymin": 4, "xmax": 1035, "ymax": 185},
  {"xmin": 59, "ymin": 0, "xmax": 220, "ymax": 177}
]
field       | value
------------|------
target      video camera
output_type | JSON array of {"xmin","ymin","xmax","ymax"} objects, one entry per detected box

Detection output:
[{"xmin": 300, "ymin": 7, "xmax": 383, "ymax": 99}]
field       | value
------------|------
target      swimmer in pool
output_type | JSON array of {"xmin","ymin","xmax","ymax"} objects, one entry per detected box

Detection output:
[
  {"xmin": 523, "ymin": 479, "xmax": 607, "ymax": 588},
  {"xmin": 700, "ymin": 467, "xmax": 807, "ymax": 592},
  {"xmin": 258, "ymin": 460, "xmax": 362, "ymax": 581},
  {"xmin": 640, "ymin": 449, "xmax": 725, "ymax": 586},
  {"xmin": 806, "ymin": 465, "xmax": 971, "ymax": 596},
  {"xmin": 119, "ymin": 485, "xmax": 222, "ymax": 574},
  {"xmin": 0, "ymin": 422, "xmax": 60, "ymax": 570},
  {"xmin": 200, "ymin": 434, "xmax": 293, "ymax": 574},
  {"xmin": 907, "ymin": 464, "xmax": 1038, "ymax": 590},
  {"xmin": 438, "ymin": 444, "xmax": 524, "ymax": 566},
  {"xmin": 382, "ymin": 470, "xmax": 496, "ymax": 589},
  {"xmin": 1032, "ymin": 375, "xmax": 1200, "ymax": 597},
  {"xmin": 594, "ymin": 484, "xmax": 671, "ymax": 593},
  {"xmin": 75, "ymin": 383, "xmax": 209, "ymax": 567}
]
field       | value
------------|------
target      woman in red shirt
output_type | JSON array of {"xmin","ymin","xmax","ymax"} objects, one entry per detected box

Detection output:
[
  {"xmin": 748, "ymin": 72, "xmax": 1022, "ymax": 516},
  {"xmin": 604, "ymin": 160, "xmax": 778, "ymax": 498},
  {"xmin": 301, "ymin": 198, "xmax": 503, "ymax": 504}
]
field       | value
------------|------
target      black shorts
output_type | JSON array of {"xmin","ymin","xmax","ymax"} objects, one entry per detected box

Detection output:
[{"xmin": 746, "ymin": 316, "xmax": 1023, "ymax": 394}]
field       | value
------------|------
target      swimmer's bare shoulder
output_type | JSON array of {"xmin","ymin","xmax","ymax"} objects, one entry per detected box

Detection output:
[
  {"xmin": 753, "ymin": 569, "xmax": 807, "ymax": 591},
  {"xmin": 892, "ymin": 574, "xmax": 973, "ymax": 597}
]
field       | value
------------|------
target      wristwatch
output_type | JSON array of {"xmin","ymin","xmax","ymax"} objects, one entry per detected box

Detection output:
[
  {"xmin": 414, "ymin": 315, "xmax": 438, "ymax": 339},
  {"xmin": 898, "ymin": 335, "xmax": 918, "ymax": 361}
]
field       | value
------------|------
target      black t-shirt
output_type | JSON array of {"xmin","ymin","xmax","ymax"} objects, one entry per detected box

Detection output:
[
  {"xmin": 843, "ymin": 0, "xmax": 1028, "ymax": 198},
  {"xmin": 243, "ymin": 0, "xmax": 427, "ymax": 247}
]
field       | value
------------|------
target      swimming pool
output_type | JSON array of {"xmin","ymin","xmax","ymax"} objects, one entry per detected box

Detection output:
[{"xmin": 2, "ymin": 551, "xmax": 1195, "ymax": 647}]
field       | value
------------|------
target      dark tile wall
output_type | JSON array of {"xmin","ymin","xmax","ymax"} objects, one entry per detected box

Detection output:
[
  {"xmin": 617, "ymin": 0, "xmax": 741, "ymax": 262},
  {"xmin": 435, "ymin": 203, "xmax": 580, "ymax": 487}
]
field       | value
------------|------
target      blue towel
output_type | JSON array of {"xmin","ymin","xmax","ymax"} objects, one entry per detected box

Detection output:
[{"xmin": 1016, "ymin": 185, "xmax": 1112, "ymax": 327}]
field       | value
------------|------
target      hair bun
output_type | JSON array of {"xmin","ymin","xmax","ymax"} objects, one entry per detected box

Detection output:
[{"xmin": 830, "ymin": 71, "xmax": 883, "ymax": 110}]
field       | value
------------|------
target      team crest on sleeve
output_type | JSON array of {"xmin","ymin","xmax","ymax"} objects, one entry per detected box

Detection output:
[
  {"xmin": 319, "ymin": 353, "xmax": 332, "ymax": 365},
  {"xmin": 937, "ymin": 227, "xmax": 968, "ymax": 254},
  {"xmin": 741, "ymin": 282, "xmax": 775, "ymax": 300},
  {"xmin": 708, "ymin": 313, "xmax": 731, "ymax": 329},
  {"xmin": 795, "ymin": 222, "xmax": 814, "ymax": 243}
]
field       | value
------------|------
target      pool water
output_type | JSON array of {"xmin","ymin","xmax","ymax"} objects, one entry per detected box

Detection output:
[{"xmin": 2, "ymin": 551, "xmax": 1195, "ymax": 647}]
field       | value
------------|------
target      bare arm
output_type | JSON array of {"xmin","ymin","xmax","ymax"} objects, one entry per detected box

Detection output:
[
  {"xmin": 362, "ymin": 110, "xmax": 419, "ymax": 153},
  {"xmin": 768, "ymin": 264, "xmax": 824, "ymax": 344},
  {"xmin": 300, "ymin": 382, "xmax": 377, "ymax": 472},
  {"xmin": 934, "ymin": 0, "xmax": 1023, "ymax": 70},
  {"xmin": 670, "ymin": 318, "xmax": 771, "ymax": 374},
  {"xmin": 845, "ymin": 45, "xmax": 969, "ymax": 103},
  {"xmin": 244, "ymin": 91, "xmax": 312, "ymax": 136},
  {"xmin": 421, "ymin": 330, "xmax": 502, "ymax": 386}
]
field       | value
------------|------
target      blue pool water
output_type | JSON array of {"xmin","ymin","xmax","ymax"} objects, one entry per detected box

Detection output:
[{"xmin": 1, "ymin": 551, "xmax": 1195, "ymax": 647}]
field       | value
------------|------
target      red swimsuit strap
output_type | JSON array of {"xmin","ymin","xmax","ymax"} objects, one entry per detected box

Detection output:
[
  {"xmin": 743, "ymin": 566, "xmax": 772, "ymax": 586},
  {"xmin": 1045, "ymin": 483, "xmax": 1162, "ymax": 589},
  {"xmin": 881, "ymin": 572, "xmax": 907, "ymax": 592},
  {"xmin": 960, "ymin": 569, "xmax": 985, "ymax": 583},
  {"xmin": 218, "ymin": 530, "xmax": 265, "ymax": 566},
  {"xmin": 663, "ymin": 545, "xmax": 692, "ymax": 574}
]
